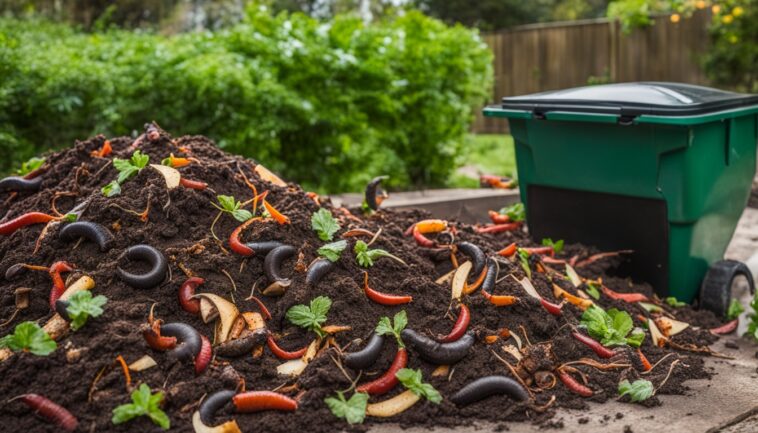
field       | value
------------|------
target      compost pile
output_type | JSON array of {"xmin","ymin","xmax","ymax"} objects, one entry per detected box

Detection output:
[{"xmin": 0, "ymin": 125, "xmax": 729, "ymax": 433}]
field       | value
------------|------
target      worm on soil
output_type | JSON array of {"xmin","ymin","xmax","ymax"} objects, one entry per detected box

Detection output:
[
  {"xmin": 450, "ymin": 376, "xmax": 530, "ymax": 406},
  {"xmin": 117, "ymin": 244, "xmax": 168, "ymax": 289},
  {"xmin": 59, "ymin": 221, "xmax": 114, "ymax": 252}
]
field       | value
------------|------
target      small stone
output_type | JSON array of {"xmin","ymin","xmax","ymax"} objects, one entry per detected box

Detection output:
[{"xmin": 66, "ymin": 347, "xmax": 83, "ymax": 363}]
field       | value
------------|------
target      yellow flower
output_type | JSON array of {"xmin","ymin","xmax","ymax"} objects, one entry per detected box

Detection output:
[
  {"xmin": 722, "ymin": 14, "xmax": 734, "ymax": 24},
  {"xmin": 671, "ymin": 13, "xmax": 681, "ymax": 23},
  {"xmin": 729, "ymin": 35, "xmax": 739, "ymax": 44},
  {"xmin": 695, "ymin": 0, "xmax": 706, "ymax": 9},
  {"xmin": 712, "ymin": 5, "xmax": 721, "ymax": 13},
  {"xmin": 733, "ymin": 6, "xmax": 744, "ymax": 17}
]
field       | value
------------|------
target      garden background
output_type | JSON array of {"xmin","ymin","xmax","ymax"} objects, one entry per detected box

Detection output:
[{"xmin": 0, "ymin": 0, "xmax": 754, "ymax": 193}]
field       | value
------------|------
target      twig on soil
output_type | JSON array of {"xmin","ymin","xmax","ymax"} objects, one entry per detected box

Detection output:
[
  {"xmin": 221, "ymin": 269, "xmax": 237, "ymax": 294},
  {"xmin": 559, "ymin": 358, "xmax": 631, "ymax": 371},
  {"xmin": 367, "ymin": 228, "xmax": 382, "ymax": 247},
  {"xmin": 114, "ymin": 355, "xmax": 132, "ymax": 391},
  {"xmin": 91, "ymin": 159, "xmax": 112, "ymax": 180},
  {"xmin": 88, "ymin": 364, "xmax": 110, "ymax": 402},
  {"xmin": 51, "ymin": 192, "xmax": 78, "ymax": 217},
  {"xmin": 530, "ymin": 395, "xmax": 556, "ymax": 413},
  {"xmin": 519, "ymin": 325, "xmax": 532, "ymax": 347},
  {"xmin": 641, "ymin": 353, "xmax": 676, "ymax": 375},
  {"xmin": 490, "ymin": 349, "xmax": 534, "ymax": 398},
  {"xmin": 655, "ymin": 359, "xmax": 681, "ymax": 393},
  {"xmin": 328, "ymin": 353, "xmax": 356, "ymax": 386},
  {"xmin": 0, "ymin": 309, "xmax": 20, "ymax": 328}
]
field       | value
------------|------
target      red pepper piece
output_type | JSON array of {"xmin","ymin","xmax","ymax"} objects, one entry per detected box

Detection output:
[
  {"xmin": 143, "ymin": 320, "xmax": 178, "ymax": 351},
  {"xmin": 356, "ymin": 347, "xmax": 407, "ymax": 395},
  {"xmin": 266, "ymin": 335, "xmax": 307, "ymax": 360},
  {"xmin": 195, "ymin": 334, "xmax": 212, "ymax": 374},
  {"xmin": 90, "ymin": 140, "xmax": 112, "ymax": 158},
  {"xmin": 363, "ymin": 272, "xmax": 412, "ymax": 305},
  {"xmin": 179, "ymin": 177, "xmax": 208, "ymax": 190},
  {"xmin": 558, "ymin": 369, "xmax": 593, "ymax": 397},
  {"xmin": 488, "ymin": 210, "xmax": 511, "ymax": 224},
  {"xmin": 540, "ymin": 298, "xmax": 563, "ymax": 316},
  {"xmin": 233, "ymin": 391, "xmax": 298, "ymax": 413},
  {"xmin": 602, "ymin": 286, "xmax": 649, "ymax": 303},
  {"xmin": 522, "ymin": 246, "xmax": 554, "ymax": 256},
  {"xmin": 438, "ymin": 304, "xmax": 470, "ymax": 342},
  {"xmin": 572, "ymin": 331, "xmax": 615, "ymax": 359},
  {"xmin": 497, "ymin": 242, "xmax": 517, "ymax": 257},
  {"xmin": 476, "ymin": 222, "xmax": 521, "ymax": 234},
  {"xmin": 637, "ymin": 349, "xmax": 652, "ymax": 372},
  {"xmin": 710, "ymin": 318, "xmax": 738, "ymax": 335},
  {"xmin": 178, "ymin": 277, "xmax": 204, "ymax": 314},
  {"xmin": 48, "ymin": 261, "xmax": 75, "ymax": 310},
  {"xmin": 228, "ymin": 217, "xmax": 261, "ymax": 256},
  {"xmin": 16, "ymin": 394, "xmax": 78, "ymax": 432},
  {"xmin": 0, "ymin": 212, "xmax": 56, "ymax": 236}
]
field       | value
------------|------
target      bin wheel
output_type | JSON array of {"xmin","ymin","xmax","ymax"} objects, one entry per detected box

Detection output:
[{"xmin": 699, "ymin": 260, "xmax": 755, "ymax": 318}]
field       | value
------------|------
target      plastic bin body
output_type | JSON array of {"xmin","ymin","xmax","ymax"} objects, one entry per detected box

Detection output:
[{"xmin": 484, "ymin": 82, "xmax": 758, "ymax": 301}]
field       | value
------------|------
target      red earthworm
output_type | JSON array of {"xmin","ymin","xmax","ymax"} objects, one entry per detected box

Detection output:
[
  {"xmin": 228, "ymin": 217, "xmax": 261, "ymax": 256},
  {"xmin": 14, "ymin": 394, "xmax": 78, "ymax": 431},
  {"xmin": 233, "ymin": 391, "xmax": 298, "ymax": 413},
  {"xmin": 540, "ymin": 298, "xmax": 564, "ymax": 316},
  {"xmin": 178, "ymin": 277, "xmax": 204, "ymax": 314},
  {"xmin": 710, "ymin": 319, "xmax": 738, "ymax": 335},
  {"xmin": 558, "ymin": 369, "xmax": 593, "ymax": 397},
  {"xmin": 48, "ymin": 261, "xmax": 75, "ymax": 310},
  {"xmin": 356, "ymin": 347, "xmax": 407, "ymax": 395},
  {"xmin": 476, "ymin": 222, "xmax": 521, "ymax": 234},
  {"xmin": 0, "ymin": 212, "xmax": 57, "ymax": 236},
  {"xmin": 572, "ymin": 331, "xmax": 615, "ymax": 359},
  {"xmin": 266, "ymin": 335, "xmax": 308, "ymax": 360},
  {"xmin": 521, "ymin": 246, "xmax": 554, "ymax": 256},
  {"xmin": 602, "ymin": 286, "xmax": 649, "ymax": 303},
  {"xmin": 179, "ymin": 177, "xmax": 208, "ymax": 190},
  {"xmin": 195, "ymin": 334, "xmax": 212, "ymax": 374},
  {"xmin": 438, "ymin": 304, "xmax": 470, "ymax": 343},
  {"xmin": 142, "ymin": 320, "xmax": 178, "ymax": 351},
  {"xmin": 363, "ymin": 272, "xmax": 412, "ymax": 305}
]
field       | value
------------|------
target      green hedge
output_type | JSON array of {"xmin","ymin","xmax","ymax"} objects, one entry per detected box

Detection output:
[{"xmin": 0, "ymin": 5, "xmax": 492, "ymax": 192}]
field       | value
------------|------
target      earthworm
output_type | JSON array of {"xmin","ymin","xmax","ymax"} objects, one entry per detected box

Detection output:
[
  {"xmin": 142, "ymin": 321, "xmax": 177, "ymax": 351},
  {"xmin": 481, "ymin": 258, "xmax": 498, "ymax": 294},
  {"xmin": 54, "ymin": 300, "xmax": 71, "ymax": 320},
  {"xmin": 160, "ymin": 322, "xmax": 202, "ymax": 362},
  {"xmin": 179, "ymin": 178, "xmax": 208, "ymax": 190},
  {"xmin": 267, "ymin": 335, "xmax": 308, "ymax": 360},
  {"xmin": 244, "ymin": 241, "xmax": 285, "ymax": 256},
  {"xmin": 356, "ymin": 347, "xmax": 407, "ymax": 395},
  {"xmin": 232, "ymin": 391, "xmax": 298, "ymax": 413},
  {"xmin": 476, "ymin": 223, "xmax": 521, "ymax": 234},
  {"xmin": 540, "ymin": 298, "xmax": 563, "ymax": 316},
  {"xmin": 216, "ymin": 330, "xmax": 266, "ymax": 358},
  {"xmin": 59, "ymin": 221, "xmax": 114, "ymax": 252},
  {"xmin": 457, "ymin": 242, "xmax": 486, "ymax": 278},
  {"xmin": 305, "ymin": 258, "xmax": 335, "ymax": 286},
  {"xmin": 263, "ymin": 245, "xmax": 296, "ymax": 296},
  {"xmin": 200, "ymin": 390, "xmax": 236, "ymax": 424},
  {"xmin": 437, "ymin": 304, "xmax": 470, "ymax": 343},
  {"xmin": 178, "ymin": 277, "xmax": 204, "ymax": 314},
  {"xmin": 0, "ymin": 212, "xmax": 56, "ymax": 236},
  {"xmin": 710, "ymin": 319, "xmax": 738, "ymax": 335},
  {"xmin": 401, "ymin": 329, "xmax": 474, "ymax": 365},
  {"xmin": 363, "ymin": 271, "xmax": 412, "ymax": 305},
  {"xmin": 365, "ymin": 176, "xmax": 389, "ymax": 211},
  {"xmin": 117, "ymin": 244, "xmax": 168, "ymax": 289},
  {"xmin": 488, "ymin": 210, "xmax": 511, "ymax": 224},
  {"xmin": 572, "ymin": 331, "xmax": 615, "ymax": 359},
  {"xmin": 343, "ymin": 333, "xmax": 385, "ymax": 370},
  {"xmin": 48, "ymin": 261, "xmax": 75, "ymax": 310},
  {"xmin": 558, "ymin": 369, "xmax": 593, "ymax": 397},
  {"xmin": 195, "ymin": 334, "xmax": 212, "ymax": 374},
  {"xmin": 450, "ymin": 376, "xmax": 529, "ymax": 406},
  {"xmin": 0, "ymin": 176, "xmax": 43, "ymax": 193},
  {"xmin": 521, "ymin": 246, "xmax": 554, "ymax": 256},
  {"xmin": 14, "ymin": 394, "xmax": 78, "ymax": 431}
]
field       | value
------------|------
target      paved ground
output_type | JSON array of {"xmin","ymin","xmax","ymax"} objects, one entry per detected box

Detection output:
[{"xmin": 369, "ymin": 206, "xmax": 758, "ymax": 433}]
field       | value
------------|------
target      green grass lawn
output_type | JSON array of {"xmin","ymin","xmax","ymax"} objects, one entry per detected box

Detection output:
[{"xmin": 448, "ymin": 134, "xmax": 516, "ymax": 188}]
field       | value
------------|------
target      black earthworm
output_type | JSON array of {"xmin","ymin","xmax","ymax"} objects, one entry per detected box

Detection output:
[
  {"xmin": 449, "ymin": 376, "xmax": 529, "ymax": 406},
  {"xmin": 343, "ymin": 333, "xmax": 385, "ymax": 370},
  {"xmin": 0, "ymin": 176, "xmax": 43, "ymax": 193},
  {"xmin": 54, "ymin": 300, "xmax": 71, "ymax": 320},
  {"xmin": 457, "ymin": 242, "xmax": 486, "ymax": 278},
  {"xmin": 244, "ymin": 241, "xmax": 285, "ymax": 256},
  {"xmin": 364, "ymin": 176, "xmax": 389, "ymax": 211},
  {"xmin": 481, "ymin": 257, "xmax": 498, "ymax": 294},
  {"xmin": 263, "ymin": 245, "xmax": 296, "ymax": 296},
  {"xmin": 305, "ymin": 258, "xmax": 335, "ymax": 286},
  {"xmin": 117, "ymin": 244, "xmax": 167, "ymax": 289},
  {"xmin": 59, "ymin": 221, "xmax": 114, "ymax": 252},
  {"xmin": 199, "ymin": 390, "xmax": 236, "ymax": 425},
  {"xmin": 215, "ymin": 330, "xmax": 267, "ymax": 358},
  {"xmin": 160, "ymin": 322, "xmax": 202, "ymax": 362},
  {"xmin": 400, "ymin": 329, "xmax": 474, "ymax": 365}
]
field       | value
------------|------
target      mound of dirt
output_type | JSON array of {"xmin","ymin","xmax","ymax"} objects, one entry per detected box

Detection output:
[{"xmin": 0, "ymin": 124, "xmax": 725, "ymax": 433}]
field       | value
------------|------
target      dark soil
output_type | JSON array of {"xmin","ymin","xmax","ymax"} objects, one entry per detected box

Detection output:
[{"xmin": 0, "ymin": 125, "xmax": 727, "ymax": 433}]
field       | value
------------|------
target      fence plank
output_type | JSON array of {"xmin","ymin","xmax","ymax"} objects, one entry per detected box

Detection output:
[{"xmin": 474, "ymin": 10, "xmax": 712, "ymax": 134}]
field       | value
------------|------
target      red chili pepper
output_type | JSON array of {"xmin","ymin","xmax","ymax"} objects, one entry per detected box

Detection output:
[
  {"xmin": 179, "ymin": 177, "xmax": 208, "ymax": 190},
  {"xmin": 637, "ymin": 349, "xmax": 652, "ymax": 372},
  {"xmin": 412, "ymin": 225, "xmax": 436, "ymax": 247},
  {"xmin": 233, "ymin": 391, "xmax": 298, "ymax": 413},
  {"xmin": 558, "ymin": 369, "xmax": 593, "ymax": 397},
  {"xmin": 476, "ymin": 222, "xmax": 521, "ymax": 234},
  {"xmin": 178, "ymin": 277, "xmax": 203, "ymax": 314},
  {"xmin": 572, "ymin": 331, "xmax": 615, "ymax": 359},
  {"xmin": 48, "ymin": 261, "xmax": 75, "ymax": 310},
  {"xmin": 438, "ymin": 304, "xmax": 470, "ymax": 342},
  {"xmin": 497, "ymin": 242, "xmax": 517, "ymax": 257},
  {"xmin": 15, "ymin": 394, "xmax": 78, "ymax": 431},
  {"xmin": 0, "ymin": 212, "xmax": 56, "ymax": 236},
  {"xmin": 710, "ymin": 318, "xmax": 738, "ymax": 335},
  {"xmin": 228, "ymin": 217, "xmax": 261, "ymax": 256},
  {"xmin": 602, "ymin": 286, "xmax": 649, "ymax": 303},
  {"xmin": 356, "ymin": 347, "xmax": 407, "ymax": 395},
  {"xmin": 363, "ymin": 272, "xmax": 412, "ymax": 305},
  {"xmin": 540, "ymin": 298, "xmax": 563, "ymax": 316},
  {"xmin": 195, "ymin": 334, "xmax": 212, "ymax": 374},
  {"xmin": 143, "ymin": 321, "xmax": 178, "ymax": 351},
  {"xmin": 522, "ymin": 246, "xmax": 554, "ymax": 256},
  {"xmin": 488, "ymin": 210, "xmax": 511, "ymax": 224},
  {"xmin": 248, "ymin": 295, "xmax": 272, "ymax": 320},
  {"xmin": 266, "ymin": 335, "xmax": 308, "ymax": 360}
]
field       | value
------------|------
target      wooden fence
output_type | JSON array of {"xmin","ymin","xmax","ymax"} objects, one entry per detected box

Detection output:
[{"xmin": 473, "ymin": 10, "xmax": 712, "ymax": 134}]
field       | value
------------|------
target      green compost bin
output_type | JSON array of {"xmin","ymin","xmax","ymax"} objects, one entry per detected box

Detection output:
[{"xmin": 484, "ymin": 82, "xmax": 758, "ymax": 303}]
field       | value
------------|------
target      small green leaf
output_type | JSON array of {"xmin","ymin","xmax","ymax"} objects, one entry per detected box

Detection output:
[
  {"xmin": 101, "ymin": 180, "xmax": 121, "ymax": 197},
  {"xmin": 231, "ymin": 209, "xmax": 253, "ymax": 222},
  {"xmin": 67, "ymin": 291, "xmax": 107, "ymax": 331},
  {"xmin": 311, "ymin": 208, "xmax": 340, "ymax": 241},
  {"xmin": 541, "ymin": 238, "xmax": 564, "ymax": 254},
  {"xmin": 111, "ymin": 384, "xmax": 170, "ymax": 430},
  {"xmin": 618, "ymin": 379, "xmax": 654, "ymax": 403},
  {"xmin": 499, "ymin": 202, "xmax": 525, "ymax": 222},
  {"xmin": 63, "ymin": 213, "xmax": 78, "ymax": 223},
  {"xmin": 580, "ymin": 305, "xmax": 642, "ymax": 347},
  {"xmin": 16, "ymin": 157, "xmax": 45, "ymax": 176},
  {"xmin": 0, "ymin": 321, "xmax": 56, "ymax": 356},
  {"xmin": 318, "ymin": 240, "xmax": 347, "ymax": 262},
  {"xmin": 396, "ymin": 368, "xmax": 441, "ymax": 403},
  {"xmin": 286, "ymin": 296, "xmax": 332, "ymax": 338},
  {"xmin": 216, "ymin": 195, "xmax": 238, "ymax": 213},
  {"xmin": 130, "ymin": 150, "xmax": 149, "ymax": 169},
  {"xmin": 727, "ymin": 299, "xmax": 744, "ymax": 321},
  {"xmin": 375, "ymin": 310, "xmax": 407, "ymax": 347},
  {"xmin": 665, "ymin": 297, "xmax": 686, "ymax": 308},
  {"xmin": 585, "ymin": 282, "xmax": 601, "ymax": 300},
  {"xmin": 324, "ymin": 392, "xmax": 368, "ymax": 424}
]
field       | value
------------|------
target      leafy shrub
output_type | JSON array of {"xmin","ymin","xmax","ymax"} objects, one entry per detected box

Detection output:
[{"xmin": 0, "ymin": 5, "xmax": 492, "ymax": 192}]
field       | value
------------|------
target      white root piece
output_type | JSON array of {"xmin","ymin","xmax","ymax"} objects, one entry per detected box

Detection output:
[
  {"xmin": 451, "ymin": 261, "xmax": 472, "ymax": 301},
  {"xmin": 42, "ymin": 275, "xmax": 98, "ymax": 342},
  {"xmin": 565, "ymin": 264, "xmax": 582, "ymax": 287},
  {"xmin": 59, "ymin": 275, "xmax": 95, "ymax": 301},
  {"xmin": 501, "ymin": 344, "xmax": 523, "ymax": 361},
  {"xmin": 276, "ymin": 339, "xmax": 319, "ymax": 377},
  {"xmin": 128, "ymin": 355, "xmax": 158, "ymax": 372},
  {"xmin": 150, "ymin": 164, "xmax": 181, "ymax": 189},
  {"xmin": 192, "ymin": 411, "xmax": 242, "ymax": 433},
  {"xmin": 366, "ymin": 390, "xmax": 420, "ymax": 417},
  {"xmin": 193, "ymin": 293, "xmax": 239, "ymax": 343},
  {"xmin": 254, "ymin": 164, "xmax": 287, "ymax": 187}
]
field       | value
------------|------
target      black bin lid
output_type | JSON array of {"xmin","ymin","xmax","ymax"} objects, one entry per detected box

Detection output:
[{"xmin": 502, "ymin": 82, "xmax": 758, "ymax": 117}]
